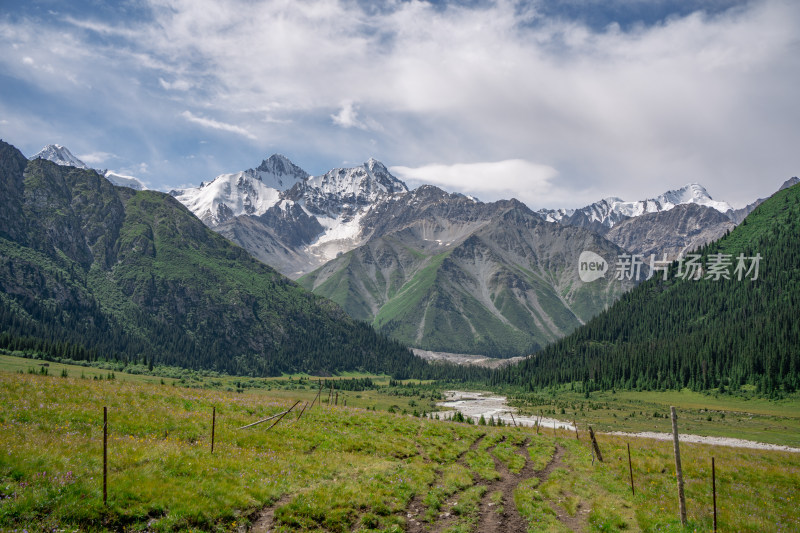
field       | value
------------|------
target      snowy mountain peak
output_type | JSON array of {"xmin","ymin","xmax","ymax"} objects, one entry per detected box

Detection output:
[
  {"xmin": 170, "ymin": 155, "xmax": 310, "ymax": 227},
  {"xmin": 255, "ymin": 154, "xmax": 310, "ymax": 185},
  {"xmin": 655, "ymin": 183, "xmax": 731, "ymax": 213},
  {"xmin": 539, "ymin": 183, "xmax": 732, "ymax": 229},
  {"xmin": 305, "ymin": 160, "xmax": 408, "ymax": 200},
  {"xmin": 31, "ymin": 144, "xmax": 87, "ymax": 169},
  {"xmin": 364, "ymin": 158, "xmax": 408, "ymax": 194}
]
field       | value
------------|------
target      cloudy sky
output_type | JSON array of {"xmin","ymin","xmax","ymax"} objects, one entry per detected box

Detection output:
[{"xmin": 1, "ymin": 0, "xmax": 797, "ymax": 209}]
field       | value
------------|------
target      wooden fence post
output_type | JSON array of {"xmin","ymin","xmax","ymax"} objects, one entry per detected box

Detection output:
[
  {"xmin": 238, "ymin": 401, "xmax": 301, "ymax": 430},
  {"xmin": 588, "ymin": 426, "xmax": 603, "ymax": 462},
  {"xmin": 103, "ymin": 406, "xmax": 107, "ymax": 506},
  {"xmin": 574, "ymin": 420, "xmax": 579, "ymax": 440},
  {"xmin": 310, "ymin": 381, "xmax": 323, "ymax": 409},
  {"xmin": 296, "ymin": 401, "xmax": 309, "ymax": 422},
  {"xmin": 509, "ymin": 411, "xmax": 518, "ymax": 427},
  {"xmin": 264, "ymin": 402, "xmax": 300, "ymax": 431},
  {"xmin": 211, "ymin": 406, "xmax": 216, "ymax": 454},
  {"xmin": 627, "ymin": 442, "xmax": 634, "ymax": 495},
  {"xmin": 670, "ymin": 406, "xmax": 687, "ymax": 527},
  {"xmin": 712, "ymin": 457, "xmax": 717, "ymax": 533}
]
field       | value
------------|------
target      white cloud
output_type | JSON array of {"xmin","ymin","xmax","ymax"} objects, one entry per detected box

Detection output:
[
  {"xmin": 181, "ymin": 111, "xmax": 257, "ymax": 140},
  {"xmin": 78, "ymin": 151, "xmax": 116, "ymax": 165},
  {"xmin": 391, "ymin": 159, "xmax": 583, "ymax": 208},
  {"xmin": 1, "ymin": 0, "xmax": 798, "ymax": 207},
  {"xmin": 331, "ymin": 101, "xmax": 362, "ymax": 129},
  {"xmin": 159, "ymin": 77, "xmax": 192, "ymax": 91}
]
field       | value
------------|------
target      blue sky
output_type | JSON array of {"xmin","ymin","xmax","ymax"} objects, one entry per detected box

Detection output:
[{"xmin": 1, "ymin": 0, "xmax": 797, "ymax": 209}]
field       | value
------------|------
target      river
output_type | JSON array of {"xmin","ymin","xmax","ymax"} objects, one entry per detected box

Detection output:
[
  {"xmin": 435, "ymin": 390, "xmax": 575, "ymax": 431},
  {"xmin": 435, "ymin": 390, "xmax": 800, "ymax": 453}
]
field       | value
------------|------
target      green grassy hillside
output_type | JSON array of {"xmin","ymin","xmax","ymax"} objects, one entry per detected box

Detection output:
[{"xmin": 0, "ymin": 141, "xmax": 423, "ymax": 378}]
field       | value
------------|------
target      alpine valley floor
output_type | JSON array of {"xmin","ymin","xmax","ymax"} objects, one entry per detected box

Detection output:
[{"xmin": 1, "ymin": 357, "xmax": 799, "ymax": 532}]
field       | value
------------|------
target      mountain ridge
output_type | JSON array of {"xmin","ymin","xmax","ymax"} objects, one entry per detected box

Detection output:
[
  {"xmin": 27, "ymin": 141, "xmax": 791, "ymax": 360},
  {"xmin": 537, "ymin": 183, "xmax": 733, "ymax": 231}
]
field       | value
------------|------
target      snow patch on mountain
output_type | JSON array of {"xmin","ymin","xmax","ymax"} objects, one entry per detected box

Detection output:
[
  {"xmin": 171, "ymin": 170, "xmax": 283, "ymax": 226},
  {"xmin": 31, "ymin": 144, "xmax": 88, "ymax": 169},
  {"xmin": 287, "ymin": 159, "xmax": 409, "ymax": 261},
  {"xmin": 307, "ymin": 211, "xmax": 367, "ymax": 262},
  {"xmin": 103, "ymin": 170, "xmax": 147, "ymax": 190}
]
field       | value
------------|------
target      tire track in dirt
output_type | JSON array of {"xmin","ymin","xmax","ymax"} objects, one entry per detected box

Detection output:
[
  {"xmin": 474, "ymin": 439, "xmax": 585, "ymax": 533},
  {"xmin": 423, "ymin": 433, "xmax": 491, "ymax": 533},
  {"xmin": 430, "ymin": 436, "xmax": 512, "ymax": 533},
  {"xmin": 475, "ymin": 438, "xmax": 532, "ymax": 533},
  {"xmin": 248, "ymin": 493, "xmax": 293, "ymax": 533},
  {"xmin": 532, "ymin": 444, "xmax": 585, "ymax": 532},
  {"xmin": 407, "ymin": 431, "xmax": 487, "ymax": 533}
]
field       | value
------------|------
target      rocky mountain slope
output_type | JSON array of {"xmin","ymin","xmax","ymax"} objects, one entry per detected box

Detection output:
[
  {"xmin": 167, "ymin": 155, "xmax": 757, "ymax": 356},
  {"xmin": 605, "ymin": 203, "xmax": 735, "ymax": 260},
  {"xmin": 299, "ymin": 187, "xmax": 637, "ymax": 357},
  {"xmin": 1, "ymin": 140, "xmax": 423, "ymax": 377}
]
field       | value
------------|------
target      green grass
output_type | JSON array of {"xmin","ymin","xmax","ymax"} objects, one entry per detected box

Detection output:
[
  {"xmin": 373, "ymin": 250, "xmax": 451, "ymax": 330},
  {"xmin": 515, "ymin": 477, "xmax": 567, "ymax": 532},
  {"xmin": 492, "ymin": 441, "xmax": 527, "ymax": 474},
  {"xmin": 1, "ymin": 367, "xmax": 798, "ymax": 532}
]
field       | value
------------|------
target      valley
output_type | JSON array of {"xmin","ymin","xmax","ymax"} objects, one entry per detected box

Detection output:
[
  {"xmin": 3, "ymin": 141, "xmax": 799, "ymax": 532},
  {"xmin": 4, "ymin": 2, "xmax": 800, "ymax": 531}
]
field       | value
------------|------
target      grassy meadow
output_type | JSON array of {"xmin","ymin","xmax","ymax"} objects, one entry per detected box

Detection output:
[{"xmin": 0, "ymin": 357, "xmax": 798, "ymax": 532}]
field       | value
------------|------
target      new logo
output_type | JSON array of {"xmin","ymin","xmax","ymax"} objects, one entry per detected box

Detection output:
[{"xmin": 578, "ymin": 251, "xmax": 608, "ymax": 283}]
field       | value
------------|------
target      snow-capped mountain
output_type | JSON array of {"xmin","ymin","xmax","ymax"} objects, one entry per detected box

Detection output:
[
  {"xmin": 263, "ymin": 159, "xmax": 410, "ymax": 265},
  {"xmin": 30, "ymin": 144, "xmax": 147, "ymax": 190},
  {"xmin": 169, "ymin": 154, "xmax": 309, "ymax": 227},
  {"xmin": 31, "ymin": 144, "xmax": 88, "ymax": 169},
  {"xmin": 538, "ymin": 183, "xmax": 733, "ymax": 230},
  {"xmin": 296, "ymin": 158, "xmax": 408, "ymax": 218},
  {"xmin": 103, "ymin": 170, "xmax": 147, "ymax": 190},
  {"xmin": 209, "ymin": 159, "xmax": 407, "ymax": 275}
]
